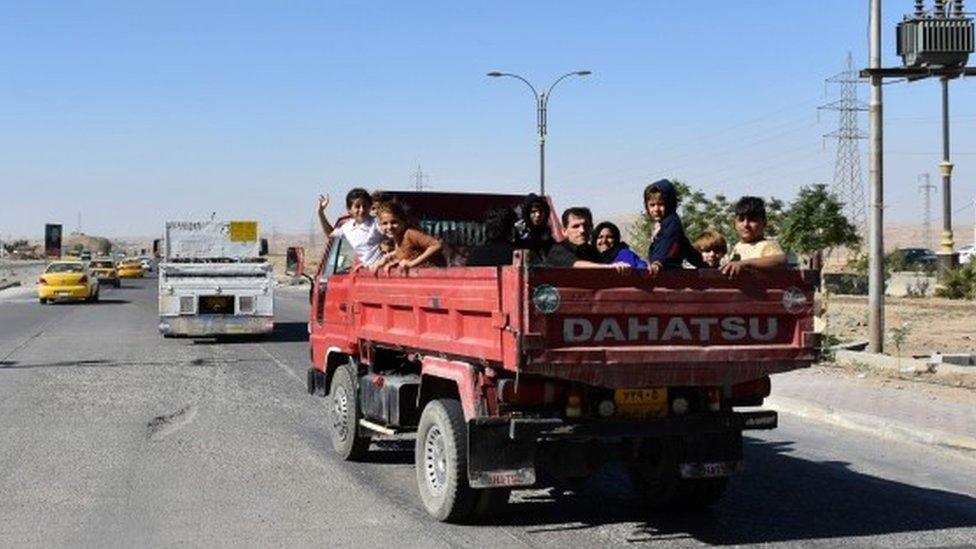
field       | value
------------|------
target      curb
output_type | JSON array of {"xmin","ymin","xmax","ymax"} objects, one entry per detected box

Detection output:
[
  {"xmin": 766, "ymin": 394, "xmax": 976, "ymax": 459},
  {"xmin": 834, "ymin": 349, "xmax": 976, "ymax": 385}
]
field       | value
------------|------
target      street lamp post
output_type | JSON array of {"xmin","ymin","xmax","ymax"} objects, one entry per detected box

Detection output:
[
  {"xmin": 938, "ymin": 76, "xmax": 959, "ymax": 272},
  {"xmin": 487, "ymin": 70, "xmax": 592, "ymax": 196}
]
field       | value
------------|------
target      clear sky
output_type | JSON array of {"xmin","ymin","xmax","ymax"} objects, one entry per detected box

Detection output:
[{"xmin": 2, "ymin": 0, "xmax": 975, "ymax": 239}]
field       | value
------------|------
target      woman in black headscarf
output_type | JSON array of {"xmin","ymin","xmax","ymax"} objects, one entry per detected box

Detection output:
[
  {"xmin": 514, "ymin": 193, "xmax": 554, "ymax": 260},
  {"xmin": 591, "ymin": 221, "xmax": 648, "ymax": 268}
]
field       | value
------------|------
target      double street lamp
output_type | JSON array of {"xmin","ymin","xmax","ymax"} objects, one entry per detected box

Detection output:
[{"xmin": 486, "ymin": 70, "xmax": 592, "ymax": 196}]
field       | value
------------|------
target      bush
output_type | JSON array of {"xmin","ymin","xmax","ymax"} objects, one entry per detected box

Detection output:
[{"xmin": 935, "ymin": 264, "xmax": 976, "ymax": 300}]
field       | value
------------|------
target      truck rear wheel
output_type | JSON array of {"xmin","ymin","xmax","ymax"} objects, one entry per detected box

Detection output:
[
  {"xmin": 628, "ymin": 440, "xmax": 729, "ymax": 511},
  {"xmin": 415, "ymin": 399, "xmax": 476, "ymax": 522},
  {"xmin": 328, "ymin": 363, "xmax": 370, "ymax": 461}
]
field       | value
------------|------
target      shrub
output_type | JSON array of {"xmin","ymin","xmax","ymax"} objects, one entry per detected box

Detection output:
[{"xmin": 935, "ymin": 264, "xmax": 976, "ymax": 300}]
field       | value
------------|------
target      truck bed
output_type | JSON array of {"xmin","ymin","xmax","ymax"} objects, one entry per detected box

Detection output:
[{"xmin": 321, "ymin": 259, "xmax": 816, "ymax": 388}]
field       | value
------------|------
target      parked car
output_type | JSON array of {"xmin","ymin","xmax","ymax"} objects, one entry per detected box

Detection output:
[
  {"xmin": 89, "ymin": 259, "xmax": 121, "ymax": 288},
  {"xmin": 957, "ymin": 245, "xmax": 975, "ymax": 265},
  {"xmin": 139, "ymin": 256, "xmax": 154, "ymax": 272},
  {"xmin": 38, "ymin": 261, "xmax": 99, "ymax": 304},
  {"xmin": 117, "ymin": 259, "xmax": 144, "ymax": 278},
  {"xmin": 895, "ymin": 247, "xmax": 937, "ymax": 269}
]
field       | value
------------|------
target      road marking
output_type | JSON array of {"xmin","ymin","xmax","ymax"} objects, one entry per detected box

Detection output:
[{"xmin": 256, "ymin": 344, "xmax": 304, "ymax": 385}]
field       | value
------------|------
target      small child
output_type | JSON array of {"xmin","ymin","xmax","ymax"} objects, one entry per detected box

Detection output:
[
  {"xmin": 720, "ymin": 196, "xmax": 787, "ymax": 277},
  {"xmin": 693, "ymin": 229, "xmax": 728, "ymax": 269},
  {"xmin": 317, "ymin": 188, "xmax": 383, "ymax": 266},
  {"xmin": 371, "ymin": 200, "xmax": 444, "ymax": 272},
  {"xmin": 644, "ymin": 179, "xmax": 703, "ymax": 275}
]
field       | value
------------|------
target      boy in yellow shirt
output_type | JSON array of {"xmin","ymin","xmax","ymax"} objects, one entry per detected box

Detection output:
[{"xmin": 720, "ymin": 196, "xmax": 787, "ymax": 277}]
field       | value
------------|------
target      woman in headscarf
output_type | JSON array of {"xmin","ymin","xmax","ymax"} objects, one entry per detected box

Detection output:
[{"xmin": 591, "ymin": 221, "xmax": 648, "ymax": 269}]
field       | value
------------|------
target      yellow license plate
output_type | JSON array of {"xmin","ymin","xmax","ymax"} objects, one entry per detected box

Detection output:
[{"xmin": 614, "ymin": 387, "xmax": 668, "ymax": 418}]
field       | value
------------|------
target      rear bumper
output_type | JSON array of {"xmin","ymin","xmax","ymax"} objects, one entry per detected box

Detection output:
[
  {"xmin": 38, "ymin": 285, "xmax": 90, "ymax": 300},
  {"xmin": 159, "ymin": 315, "xmax": 274, "ymax": 336},
  {"xmin": 475, "ymin": 410, "xmax": 778, "ymax": 440},
  {"xmin": 466, "ymin": 411, "xmax": 771, "ymax": 489}
]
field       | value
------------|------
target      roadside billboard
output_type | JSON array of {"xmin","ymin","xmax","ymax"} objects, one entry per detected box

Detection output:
[{"xmin": 44, "ymin": 224, "xmax": 62, "ymax": 258}]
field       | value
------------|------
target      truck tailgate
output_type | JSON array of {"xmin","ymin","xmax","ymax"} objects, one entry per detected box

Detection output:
[{"xmin": 520, "ymin": 268, "xmax": 817, "ymax": 388}]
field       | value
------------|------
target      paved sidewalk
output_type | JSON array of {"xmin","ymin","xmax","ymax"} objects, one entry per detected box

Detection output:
[{"xmin": 768, "ymin": 365, "xmax": 976, "ymax": 457}]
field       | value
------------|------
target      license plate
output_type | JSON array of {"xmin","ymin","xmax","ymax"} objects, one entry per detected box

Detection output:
[
  {"xmin": 57, "ymin": 291, "xmax": 70, "ymax": 297},
  {"xmin": 614, "ymin": 387, "xmax": 668, "ymax": 418}
]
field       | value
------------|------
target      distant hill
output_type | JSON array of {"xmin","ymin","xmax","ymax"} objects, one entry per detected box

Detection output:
[{"xmin": 64, "ymin": 233, "xmax": 114, "ymax": 255}]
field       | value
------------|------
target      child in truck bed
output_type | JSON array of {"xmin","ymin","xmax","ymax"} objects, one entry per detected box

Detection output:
[
  {"xmin": 644, "ymin": 179, "xmax": 703, "ymax": 275},
  {"xmin": 371, "ymin": 200, "xmax": 444, "ymax": 272},
  {"xmin": 720, "ymin": 196, "xmax": 787, "ymax": 277},
  {"xmin": 317, "ymin": 188, "xmax": 383, "ymax": 266}
]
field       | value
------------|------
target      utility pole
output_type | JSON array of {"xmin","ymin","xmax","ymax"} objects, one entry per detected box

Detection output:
[
  {"xmin": 868, "ymin": 0, "xmax": 884, "ymax": 353},
  {"xmin": 413, "ymin": 165, "xmax": 429, "ymax": 191},
  {"xmin": 937, "ymin": 76, "xmax": 959, "ymax": 271},
  {"xmin": 918, "ymin": 173, "xmax": 936, "ymax": 249}
]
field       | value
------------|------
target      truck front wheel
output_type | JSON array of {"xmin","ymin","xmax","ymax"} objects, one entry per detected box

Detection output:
[
  {"xmin": 415, "ymin": 399, "xmax": 476, "ymax": 522},
  {"xmin": 328, "ymin": 363, "xmax": 370, "ymax": 461}
]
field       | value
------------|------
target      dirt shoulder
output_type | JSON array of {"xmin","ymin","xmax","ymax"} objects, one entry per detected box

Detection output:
[{"xmin": 826, "ymin": 294, "xmax": 976, "ymax": 358}]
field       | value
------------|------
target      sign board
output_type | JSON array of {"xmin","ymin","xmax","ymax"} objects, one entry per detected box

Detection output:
[
  {"xmin": 45, "ymin": 224, "xmax": 62, "ymax": 258},
  {"xmin": 229, "ymin": 221, "xmax": 258, "ymax": 242},
  {"xmin": 164, "ymin": 220, "xmax": 261, "ymax": 260}
]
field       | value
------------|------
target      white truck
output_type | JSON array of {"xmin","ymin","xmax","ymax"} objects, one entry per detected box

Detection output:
[{"xmin": 158, "ymin": 220, "xmax": 274, "ymax": 337}]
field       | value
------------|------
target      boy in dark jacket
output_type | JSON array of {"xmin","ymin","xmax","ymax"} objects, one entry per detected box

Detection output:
[{"xmin": 644, "ymin": 179, "xmax": 703, "ymax": 275}]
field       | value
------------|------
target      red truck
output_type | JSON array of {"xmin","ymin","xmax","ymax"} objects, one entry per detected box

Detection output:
[{"xmin": 290, "ymin": 191, "xmax": 817, "ymax": 522}]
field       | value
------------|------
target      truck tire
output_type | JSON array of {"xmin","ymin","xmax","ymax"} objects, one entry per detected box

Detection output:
[
  {"xmin": 628, "ymin": 440, "xmax": 729, "ymax": 511},
  {"xmin": 471, "ymin": 488, "xmax": 511, "ymax": 521},
  {"xmin": 328, "ymin": 363, "xmax": 370, "ymax": 461},
  {"xmin": 415, "ymin": 399, "xmax": 476, "ymax": 522}
]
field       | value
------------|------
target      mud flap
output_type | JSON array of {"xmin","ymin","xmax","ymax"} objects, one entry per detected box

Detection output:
[
  {"xmin": 678, "ymin": 430, "xmax": 744, "ymax": 479},
  {"xmin": 467, "ymin": 419, "xmax": 537, "ymax": 489}
]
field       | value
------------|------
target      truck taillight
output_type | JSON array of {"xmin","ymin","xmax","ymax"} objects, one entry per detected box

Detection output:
[
  {"xmin": 497, "ymin": 379, "xmax": 565, "ymax": 406},
  {"xmin": 78, "ymin": 275, "xmax": 87, "ymax": 284},
  {"xmin": 705, "ymin": 387, "xmax": 721, "ymax": 411},
  {"xmin": 38, "ymin": 277, "xmax": 48, "ymax": 285},
  {"xmin": 565, "ymin": 388, "xmax": 583, "ymax": 418},
  {"xmin": 730, "ymin": 377, "xmax": 771, "ymax": 400}
]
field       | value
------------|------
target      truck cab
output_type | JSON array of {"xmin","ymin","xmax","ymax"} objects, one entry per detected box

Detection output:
[{"xmin": 296, "ymin": 191, "xmax": 817, "ymax": 522}]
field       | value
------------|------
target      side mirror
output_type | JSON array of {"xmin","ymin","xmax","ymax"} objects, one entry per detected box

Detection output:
[
  {"xmin": 286, "ymin": 246, "xmax": 305, "ymax": 277},
  {"xmin": 260, "ymin": 238, "xmax": 269, "ymax": 256}
]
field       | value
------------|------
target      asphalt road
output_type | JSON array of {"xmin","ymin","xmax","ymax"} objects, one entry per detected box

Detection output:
[{"xmin": 1, "ymin": 277, "xmax": 974, "ymax": 548}]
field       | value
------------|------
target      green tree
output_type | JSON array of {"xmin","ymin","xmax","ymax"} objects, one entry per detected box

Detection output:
[{"xmin": 777, "ymin": 184, "xmax": 859, "ymax": 257}]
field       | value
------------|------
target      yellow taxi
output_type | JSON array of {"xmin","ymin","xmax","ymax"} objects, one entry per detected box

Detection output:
[
  {"xmin": 38, "ymin": 261, "xmax": 100, "ymax": 304},
  {"xmin": 89, "ymin": 259, "xmax": 121, "ymax": 288},
  {"xmin": 117, "ymin": 258, "xmax": 144, "ymax": 278}
]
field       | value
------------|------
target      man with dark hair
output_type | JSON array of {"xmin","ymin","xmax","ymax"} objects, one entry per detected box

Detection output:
[
  {"xmin": 467, "ymin": 207, "xmax": 518, "ymax": 266},
  {"xmin": 720, "ymin": 196, "xmax": 786, "ymax": 277},
  {"xmin": 545, "ymin": 207, "xmax": 630, "ymax": 272}
]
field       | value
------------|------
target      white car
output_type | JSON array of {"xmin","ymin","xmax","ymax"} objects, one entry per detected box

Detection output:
[
  {"xmin": 139, "ymin": 257, "xmax": 154, "ymax": 272},
  {"xmin": 958, "ymin": 245, "xmax": 975, "ymax": 265}
]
